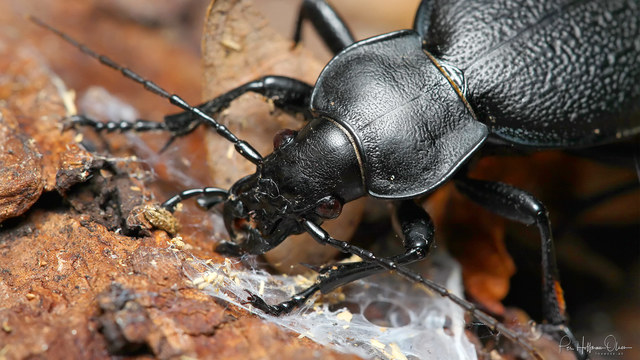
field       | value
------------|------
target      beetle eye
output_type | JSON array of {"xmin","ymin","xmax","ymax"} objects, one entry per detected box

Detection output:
[
  {"xmin": 314, "ymin": 196, "xmax": 342, "ymax": 219},
  {"xmin": 273, "ymin": 128, "xmax": 297, "ymax": 150}
]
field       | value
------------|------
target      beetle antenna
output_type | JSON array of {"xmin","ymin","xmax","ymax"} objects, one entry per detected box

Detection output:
[
  {"xmin": 302, "ymin": 219, "xmax": 543, "ymax": 359},
  {"xmin": 28, "ymin": 16, "xmax": 263, "ymax": 166}
]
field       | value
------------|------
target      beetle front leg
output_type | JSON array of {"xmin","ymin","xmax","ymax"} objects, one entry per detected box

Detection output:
[
  {"xmin": 299, "ymin": 206, "xmax": 545, "ymax": 359},
  {"xmin": 160, "ymin": 75, "xmax": 314, "ymax": 150},
  {"xmin": 161, "ymin": 187, "xmax": 229, "ymax": 212},
  {"xmin": 454, "ymin": 177, "xmax": 586, "ymax": 360},
  {"xmin": 294, "ymin": 0, "xmax": 356, "ymax": 54},
  {"xmin": 167, "ymin": 75, "xmax": 314, "ymax": 126},
  {"xmin": 67, "ymin": 76, "xmax": 313, "ymax": 143},
  {"xmin": 246, "ymin": 200, "xmax": 434, "ymax": 315}
]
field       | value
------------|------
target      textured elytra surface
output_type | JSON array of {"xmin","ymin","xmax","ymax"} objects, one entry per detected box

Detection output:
[{"xmin": 423, "ymin": 0, "xmax": 640, "ymax": 147}]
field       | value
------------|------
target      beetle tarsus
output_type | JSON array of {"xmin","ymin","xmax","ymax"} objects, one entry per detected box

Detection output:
[
  {"xmin": 245, "ymin": 286, "xmax": 319, "ymax": 316},
  {"xmin": 63, "ymin": 114, "xmax": 167, "ymax": 133},
  {"xmin": 244, "ymin": 291, "xmax": 288, "ymax": 316}
]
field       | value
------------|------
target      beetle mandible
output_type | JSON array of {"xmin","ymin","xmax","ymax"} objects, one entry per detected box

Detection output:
[{"xmin": 32, "ymin": 0, "xmax": 640, "ymax": 358}]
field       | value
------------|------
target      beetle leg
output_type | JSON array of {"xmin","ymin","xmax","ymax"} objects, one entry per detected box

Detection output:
[
  {"xmin": 245, "ymin": 200, "xmax": 433, "ymax": 316},
  {"xmin": 62, "ymin": 114, "xmax": 168, "ymax": 133},
  {"xmin": 66, "ymin": 76, "xmax": 313, "ymax": 143},
  {"xmin": 166, "ymin": 75, "xmax": 314, "ymax": 128},
  {"xmin": 413, "ymin": 0, "xmax": 435, "ymax": 38},
  {"xmin": 454, "ymin": 177, "xmax": 586, "ymax": 359},
  {"xmin": 300, "ymin": 216, "xmax": 544, "ymax": 359},
  {"xmin": 158, "ymin": 75, "xmax": 313, "ymax": 150},
  {"xmin": 161, "ymin": 187, "xmax": 228, "ymax": 212},
  {"xmin": 293, "ymin": 0, "xmax": 355, "ymax": 54},
  {"xmin": 313, "ymin": 200, "xmax": 434, "ymax": 294}
]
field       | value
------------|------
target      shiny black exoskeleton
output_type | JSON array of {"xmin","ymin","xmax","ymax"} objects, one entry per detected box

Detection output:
[{"xmin": 32, "ymin": 0, "xmax": 639, "ymax": 358}]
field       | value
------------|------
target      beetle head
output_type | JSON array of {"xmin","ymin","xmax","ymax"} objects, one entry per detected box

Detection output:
[
  {"xmin": 219, "ymin": 119, "xmax": 364, "ymax": 256},
  {"xmin": 221, "ymin": 173, "xmax": 300, "ymax": 256}
]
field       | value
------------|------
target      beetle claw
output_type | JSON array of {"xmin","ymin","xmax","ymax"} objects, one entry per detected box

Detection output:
[
  {"xmin": 158, "ymin": 136, "xmax": 177, "ymax": 154},
  {"xmin": 243, "ymin": 290, "xmax": 282, "ymax": 315}
]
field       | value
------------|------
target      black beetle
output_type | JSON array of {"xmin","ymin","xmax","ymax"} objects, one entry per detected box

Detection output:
[{"xmin": 31, "ymin": 0, "xmax": 639, "ymax": 358}]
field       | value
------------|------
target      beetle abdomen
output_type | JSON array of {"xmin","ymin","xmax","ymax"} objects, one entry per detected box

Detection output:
[{"xmin": 424, "ymin": 0, "xmax": 640, "ymax": 147}]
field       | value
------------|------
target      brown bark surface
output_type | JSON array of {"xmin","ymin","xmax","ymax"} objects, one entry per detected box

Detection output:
[{"xmin": 1, "ymin": 0, "xmax": 638, "ymax": 359}]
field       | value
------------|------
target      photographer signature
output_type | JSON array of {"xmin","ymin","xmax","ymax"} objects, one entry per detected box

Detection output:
[{"xmin": 559, "ymin": 335, "xmax": 632, "ymax": 356}]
